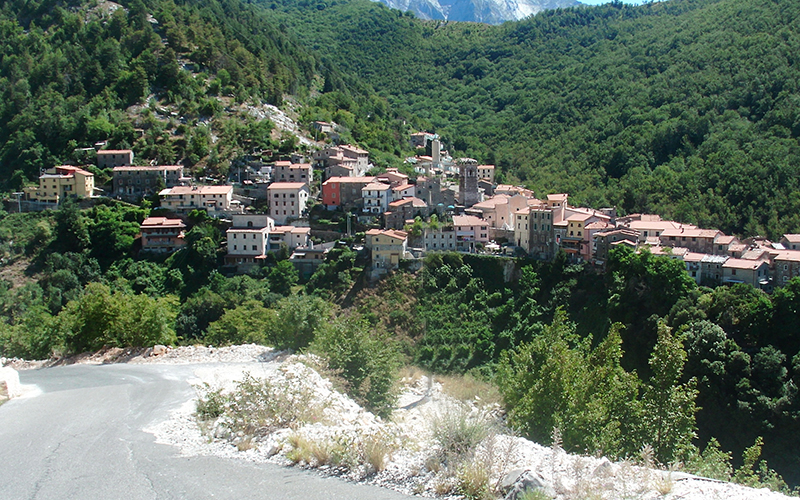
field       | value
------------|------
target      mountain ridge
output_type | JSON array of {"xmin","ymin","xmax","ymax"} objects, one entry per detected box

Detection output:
[{"xmin": 371, "ymin": 0, "xmax": 582, "ymax": 24}]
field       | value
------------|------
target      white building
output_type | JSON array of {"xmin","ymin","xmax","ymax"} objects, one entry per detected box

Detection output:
[
  {"xmin": 225, "ymin": 214, "xmax": 310, "ymax": 270},
  {"xmin": 158, "ymin": 185, "xmax": 234, "ymax": 214},
  {"xmin": 268, "ymin": 182, "xmax": 310, "ymax": 224},
  {"xmin": 362, "ymin": 182, "xmax": 391, "ymax": 214}
]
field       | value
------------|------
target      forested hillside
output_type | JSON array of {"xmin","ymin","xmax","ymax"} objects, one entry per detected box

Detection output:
[{"xmin": 264, "ymin": 0, "xmax": 800, "ymax": 238}]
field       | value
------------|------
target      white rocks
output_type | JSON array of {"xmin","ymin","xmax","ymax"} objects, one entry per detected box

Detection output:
[{"xmin": 0, "ymin": 366, "xmax": 22, "ymax": 400}]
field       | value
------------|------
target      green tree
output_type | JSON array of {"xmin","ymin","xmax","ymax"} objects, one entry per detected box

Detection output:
[
  {"xmin": 640, "ymin": 321, "xmax": 698, "ymax": 464},
  {"xmin": 205, "ymin": 300, "xmax": 277, "ymax": 346},
  {"xmin": 268, "ymin": 260, "xmax": 299, "ymax": 296}
]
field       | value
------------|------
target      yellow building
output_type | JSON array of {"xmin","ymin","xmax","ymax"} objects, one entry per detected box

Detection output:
[
  {"xmin": 366, "ymin": 229, "xmax": 408, "ymax": 274},
  {"xmin": 24, "ymin": 166, "xmax": 95, "ymax": 203}
]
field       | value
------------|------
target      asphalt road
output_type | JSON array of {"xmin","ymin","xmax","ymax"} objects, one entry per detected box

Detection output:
[{"xmin": 0, "ymin": 364, "xmax": 414, "ymax": 500}]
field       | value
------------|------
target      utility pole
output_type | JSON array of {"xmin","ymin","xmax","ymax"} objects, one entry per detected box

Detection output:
[{"xmin": 12, "ymin": 192, "xmax": 23, "ymax": 213}]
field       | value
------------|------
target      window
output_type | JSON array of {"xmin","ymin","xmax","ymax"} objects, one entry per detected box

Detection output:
[
  {"xmin": 233, "ymin": 245, "xmax": 237, "ymax": 250},
  {"xmin": 252, "ymin": 245, "xmax": 257, "ymax": 251}
]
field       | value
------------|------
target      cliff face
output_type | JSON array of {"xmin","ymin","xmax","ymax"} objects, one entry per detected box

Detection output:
[{"xmin": 373, "ymin": 0, "xmax": 582, "ymax": 24}]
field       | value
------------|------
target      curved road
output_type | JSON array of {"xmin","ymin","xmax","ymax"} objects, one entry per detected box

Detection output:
[{"xmin": 0, "ymin": 364, "xmax": 414, "ymax": 500}]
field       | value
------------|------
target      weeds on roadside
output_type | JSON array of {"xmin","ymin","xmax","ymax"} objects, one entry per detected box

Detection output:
[{"xmin": 285, "ymin": 428, "xmax": 398, "ymax": 473}]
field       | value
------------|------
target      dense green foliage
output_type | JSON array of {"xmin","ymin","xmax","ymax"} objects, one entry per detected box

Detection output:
[{"xmin": 311, "ymin": 315, "xmax": 401, "ymax": 417}]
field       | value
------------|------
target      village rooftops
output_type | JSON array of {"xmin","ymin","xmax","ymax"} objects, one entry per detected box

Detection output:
[{"xmin": 363, "ymin": 182, "xmax": 391, "ymax": 191}]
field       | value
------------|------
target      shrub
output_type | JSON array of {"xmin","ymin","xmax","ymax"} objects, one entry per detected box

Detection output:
[
  {"xmin": 310, "ymin": 315, "xmax": 401, "ymax": 418},
  {"xmin": 430, "ymin": 404, "xmax": 493, "ymax": 466}
]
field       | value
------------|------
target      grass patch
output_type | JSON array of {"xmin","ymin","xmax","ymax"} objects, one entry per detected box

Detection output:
[{"xmin": 438, "ymin": 372, "xmax": 501, "ymax": 408}]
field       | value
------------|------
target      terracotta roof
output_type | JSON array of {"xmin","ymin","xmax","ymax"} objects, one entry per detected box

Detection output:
[
  {"xmin": 160, "ymin": 185, "xmax": 232, "ymax": 195},
  {"xmin": 628, "ymin": 220, "xmax": 693, "ymax": 231},
  {"xmin": 585, "ymin": 221, "xmax": 613, "ymax": 230},
  {"xmin": 268, "ymin": 182, "xmax": 308, "ymax": 190},
  {"xmin": 366, "ymin": 229, "xmax": 408, "ymax": 240},
  {"xmin": 363, "ymin": 182, "xmax": 391, "ymax": 191},
  {"xmin": 728, "ymin": 243, "xmax": 747, "ymax": 252},
  {"xmin": 273, "ymin": 226, "xmax": 311, "ymax": 235},
  {"xmin": 452, "ymin": 215, "xmax": 488, "ymax": 227},
  {"xmin": 782, "ymin": 234, "xmax": 800, "ymax": 243},
  {"xmin": 323, "ymin": 177, "xmax": 376, "ymax": 184},
  {"xmin": 274, "ymin": 161, "xmax": 291, "ymax": 167},
  {"xmin": 660, "ymin": 228, "xmax": 722, "ymax": 238},
  {"xmin": 714, "ymin": 235, "xmax": 736, "ymax": 245},
  {"xmin": 97, "ymin": 149, "xmax": 132, "ymax": 155},
  {"xmin": 141, "ymin": 217, "xmax": 185, "ymax": 228},
  {"xmin": 649, "ymin": 246, "xmax": 689, "ymax": 258},
  {"xmin": 392, "ymin": 183, "xmax": 415, "ymax": 192},
  {"xmin": 723, "ymin": 258, "xmax": 768, "ymax": 270},
  {"xmin": 774, "ymin": 250, "xmax": 800, "ymax": 262},
  {"xmin": 472, "ymin": 195, "xmax": 510, "ymax": 209},
  {"xmin": 341, "ymin": 145, "xmax": 369, "ymax": 155},
  {"xmin": 566, "ymin": 212, "xmax": 594, "ymax": 222},
  {"xmin": 477, "ymin": 164, "xmax": 495, "ymax": 170},
  {"xmin": 114, "ymin": 165, "xmax": 182, "ymax": 171},
  {"xmin": 547, "ymin": 193, "xmax": 568, "ymax": 202},
  {"xmin": 389, "ymin": 197, "xmax": 426, "ymax": 208},
  {"xmin": 684, "ymin": 252, "xmax": 706, "ymax": 262}
]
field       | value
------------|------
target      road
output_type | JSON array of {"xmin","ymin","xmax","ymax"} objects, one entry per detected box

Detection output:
[{"xmin": 0, "ymin": 364, "xmax": 414, "ymax": 500}]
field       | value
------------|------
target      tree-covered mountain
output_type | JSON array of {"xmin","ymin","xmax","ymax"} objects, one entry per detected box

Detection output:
[{"xmin": 263, "ymin": 0, "xmax": 800, "ymax": 239}]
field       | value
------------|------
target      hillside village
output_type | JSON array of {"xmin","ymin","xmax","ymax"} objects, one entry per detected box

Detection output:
[{"xmin": 18, "ymin": 129, "xmax": 800, "ymax": 294}]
